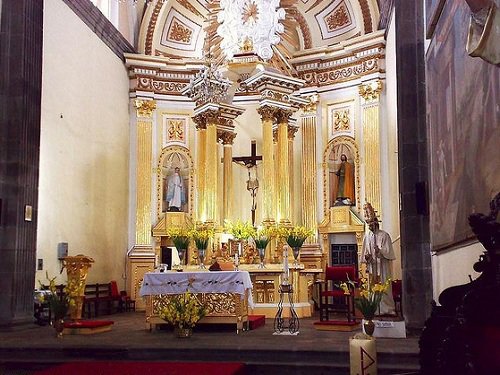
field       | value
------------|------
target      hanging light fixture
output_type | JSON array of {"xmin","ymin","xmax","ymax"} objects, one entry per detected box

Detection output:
[{"xmin": 183, "ymin": 54, "xmax": 232, "ymax": 106}]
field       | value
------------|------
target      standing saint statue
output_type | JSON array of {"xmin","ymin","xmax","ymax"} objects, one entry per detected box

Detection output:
[
  {"xmin": 166, "ymin": 167, "xmax": 185, "ymax": 212},
  {"xmin": 361, "ymin": 206, "xmax": 396, "ymax": 315},
  {"xmin": 334, "ymin": 154, "xmax": 355, "ymax": 205}
]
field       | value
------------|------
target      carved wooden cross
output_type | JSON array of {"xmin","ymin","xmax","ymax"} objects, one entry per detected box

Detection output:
[{"xmin": 232, "ymin": 140, "xmax": 262, "ymax": 226}]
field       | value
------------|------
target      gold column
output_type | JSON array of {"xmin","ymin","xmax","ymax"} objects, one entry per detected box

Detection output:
[
  {"xmin": 276, "ymin": 109, "xmax": 292, "ymax": 224},
  {"xmin": 257, "ymin": 106, "xmax": 276, "ymax": 224},
  {"xmin": 359, "ymin": 81, "xmax": 382, "ymax": 217},
  {"xmin": 219, "ymin": 130, "xmax": 236, "ymax": 223},
  {"xmin": 288, "ymin": 125, "xmax": 298, "ymax": 224},
  {"xmin": 196, "ymin": 124, "xmax": 207, "ymax": 222},
  {"xmin": 205, "ymin": 120, "xmax": 218, "ymax": 224},
  {"xmin": 301, "ymin": 99, "xmax": 319, "ymax": 241},
  {"xmin": 133, "ymin": 99, "xmax": 156, "ymax": 246},
  {"xmin": 273, "ymin": 130, "xmax": 279, "ymax": 221}
]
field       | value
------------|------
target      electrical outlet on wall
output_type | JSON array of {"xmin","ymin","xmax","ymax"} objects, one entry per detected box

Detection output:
[{"xmin": 37, "ymin": 259, "xmax": 43, "ymax": 271}]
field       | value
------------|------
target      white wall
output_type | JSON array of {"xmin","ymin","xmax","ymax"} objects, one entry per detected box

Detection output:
[
  {"xmin": 431, "ymin": 242, "xmax": 484, "ymax": 301},
  {"xmin": 37, "ymin": 0, "xmax": 130, "ymax": 287}
]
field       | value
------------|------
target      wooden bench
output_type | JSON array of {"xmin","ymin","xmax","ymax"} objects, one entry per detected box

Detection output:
[{"xmin": 83, "ymin": 282, "xmax": 122, "ymax": 318}]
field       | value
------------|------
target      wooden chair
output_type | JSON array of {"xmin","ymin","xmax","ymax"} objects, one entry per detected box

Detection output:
[
  {"xmin": 392, "ymin": 279, "xmax": 403, "ymax": 317},
  {"xmin": 318, "ymin": 265, "xmax": 357, "ymax": 322},
  {"xmin": 120, "ymin": 290, "xmax": 136, "ymax": 312}
]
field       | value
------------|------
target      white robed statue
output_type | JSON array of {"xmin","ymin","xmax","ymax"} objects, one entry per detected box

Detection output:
[
  {"xmin": 166, "ymin": 167, "xmax": 186, "ymax": 212},
  {"xmin": 361, "ymin": 203, "xmax": 396, "ymax": 315}
]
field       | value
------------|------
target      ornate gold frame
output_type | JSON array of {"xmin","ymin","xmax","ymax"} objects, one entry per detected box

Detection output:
[
  {"xmin": 322, "ymin": 136, "xmax": 361, "ymax": 216},
  {"xmin": 156, "ymin": 145, "xmax": 194, "ymax": 219}
]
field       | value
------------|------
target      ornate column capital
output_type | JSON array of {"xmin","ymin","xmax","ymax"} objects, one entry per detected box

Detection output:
[
  {"xmin": 257, "ymin": 106, "xmax": 276, "ymax": 122},
  {"xmin": 359, "ymin": 80, "xmax": 383, "ymax": 102},
  {"xmin": 288, "ymin": 125, "xmax": 299, "ymax": 140},
  {"xmin": 218, "ymin": 130, "xmax": 237, "ymax": 145},
  {"xmin": 301, "ymin": 94, "xmax": 319, "ymax": 114},
  {"xmin": 134, "ymin": 99, "xmax": 156, "ymax": 118},
  {"xmin": 275, "ymin": 108, "xmax": 293, "ymax": 124},
  {"xmin": 192, "ymin": 114, "xmax": 207, "ymax": 130}
]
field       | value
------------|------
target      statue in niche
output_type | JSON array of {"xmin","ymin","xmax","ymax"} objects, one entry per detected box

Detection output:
[
  {"xmin": 329, "ymin": 144, "xmax": 355, "ymax": 206},
  {"xmin": 162, "ymin": 152, "xmax": 189, "ymax": 213}
]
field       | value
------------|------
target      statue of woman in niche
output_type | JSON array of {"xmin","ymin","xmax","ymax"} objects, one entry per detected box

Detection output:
[
  {"xmin": 329, "ymin": 145, "xmax": 355, "ymax": 206},
  {"xmin": 162, "ymin": 152, "xmax": 189, "ymax": 213}
]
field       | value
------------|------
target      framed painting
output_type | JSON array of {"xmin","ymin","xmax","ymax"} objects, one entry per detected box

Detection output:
[{"xmin": 426, "ymin": 1, "xmax": 500, "ymax": 251}]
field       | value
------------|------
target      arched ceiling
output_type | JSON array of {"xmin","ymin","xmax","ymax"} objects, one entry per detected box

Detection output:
[{"xmin": 138, "ymin": 0, "xmax": 379, "ymax": 70}]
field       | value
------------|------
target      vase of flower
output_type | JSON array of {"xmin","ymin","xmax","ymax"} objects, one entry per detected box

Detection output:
[
  {"xmin": 190, "ymin": 226, "xmax": 214, "ymax": 269},
  {"xmin": 174, "ymin": 326, "xmax": 193, "ymax": 338},
  {"xmin": 282, "ymin": 225, "xmax": 313, "ymax": 267},
  {"xmin": 160, "ymin": 292, "xmax": 205, "ymax": 339},
  {"xmin": 254, "ymin": 229, "xmax": 271, "ymax": 269}
]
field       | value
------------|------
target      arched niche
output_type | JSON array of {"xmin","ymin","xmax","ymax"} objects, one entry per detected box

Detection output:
[
  {"xmin": 156, "ymin": 146, "xmax": 194, "ymax": 219},
  {"xmin": 322, "ymin": 136, "xmax": 360, "ymax": 216}
]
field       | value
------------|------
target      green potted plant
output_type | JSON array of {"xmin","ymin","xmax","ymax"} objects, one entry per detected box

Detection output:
[
  {"xmin": 280, "ymin": 225, "xmax": 314, "ymax": 265},
  {"xmin": 189, "ymin": 226, "xmax": 214, "ymax": 269}
]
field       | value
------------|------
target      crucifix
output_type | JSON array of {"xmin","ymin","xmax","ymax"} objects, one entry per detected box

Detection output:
[{"xmin": 232, "ymin": 140, "xmax": 262, "ymax": 227}]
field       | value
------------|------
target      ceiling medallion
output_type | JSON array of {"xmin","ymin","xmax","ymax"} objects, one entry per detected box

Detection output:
[{"xmin": 217, "ymin": 0, "xmax": 285, "ymax": 61}]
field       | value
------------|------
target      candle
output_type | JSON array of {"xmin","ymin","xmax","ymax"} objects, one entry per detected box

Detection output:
[
  {"xmin": 349, "ymin": 336, "xmax": 377, "ymax": 375},
  {"xmin": 283, "ymin": 247, "xmax": 289, "ymax": 285}
]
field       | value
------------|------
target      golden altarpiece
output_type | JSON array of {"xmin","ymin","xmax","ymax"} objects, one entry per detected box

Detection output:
[{"xmin": 123, "ymin": 0, "xmax": 399, "ymax": 323}]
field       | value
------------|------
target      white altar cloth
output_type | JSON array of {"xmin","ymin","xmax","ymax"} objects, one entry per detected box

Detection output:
[{"xmin": 140, "ymin": 270, "xmax": 254, "ymax": 308}]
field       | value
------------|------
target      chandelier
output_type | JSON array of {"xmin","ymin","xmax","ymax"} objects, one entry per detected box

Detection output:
[
  {"xmin": 217, "ymin": 0, "xmax": 286, "ymax": 61},
  {"xmin": 183, "ymin": 57, "xmax": 232, "ymax": 106}
]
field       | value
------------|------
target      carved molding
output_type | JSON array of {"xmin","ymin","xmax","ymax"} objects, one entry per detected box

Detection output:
[
  {"xmin": 358, "ymin": 0, "xmax": 373, "ymax": 34},
  {"xmin": 299, "ymin": 57, "xmax": 380, "ymax": 87},
  {"xmin": 145, "ymin": 0, "xmax": 165, "ymax": 55},
  {"xmin": 288, "ymin": 125, "xmax": 299, "ymax": 140}
]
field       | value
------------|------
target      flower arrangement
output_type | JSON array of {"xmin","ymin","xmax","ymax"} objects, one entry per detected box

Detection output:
[
  {"xmin": 166, "ymin": 225, "xmax": 191, "ymax": 250},
  {"xmin": 280, "ymin": 225, "xmax": 314, "ymax": 248},
  {"xmin": 224, "ymin": 220, "xmax": 256, "ymax": 241},
  {"xmin": 38, "ymin": 272, "xmax": 78, "ymax": 320},
  {"xmin": 189, "ymin": 226, "xmax": 215, "ymax": 250},
  {"xmin": 340, "ymin": 277, "xmax": 391, "ymax": 319},
  {"xmin": 159, "ymin": 292, "xmax": 206, "ymax": 329},
  {"xmin": 253, "ymin": 227, "xmax": 273, "ymax": 249}
]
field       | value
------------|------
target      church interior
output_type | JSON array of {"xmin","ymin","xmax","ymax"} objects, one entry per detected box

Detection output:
[{"xmin": 0, "ymin": 0, "xmax": 499, "ymax": 374}]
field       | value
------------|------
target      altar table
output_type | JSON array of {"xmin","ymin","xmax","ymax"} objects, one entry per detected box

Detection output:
[{"xmin": 140, "ymin": 270, "xmax": 253, "ymax": 333}]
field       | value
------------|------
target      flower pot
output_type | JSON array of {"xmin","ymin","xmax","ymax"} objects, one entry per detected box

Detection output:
[
  {"xmin": 257, "ymin": 248, "xmax": 266, "ymax": 269},
  {"xmin": 53, "ymin": 318, "xmax": 64, "ymax": 338},
  {"xmin": 292, "ymin": 247, "xmax": 300, "ymax": 266},
  {"xmin": 197, "ymin": 248, "xmax": 206, "ymax": 269},
  {"xmin": 174, "ymin": 327, "xmax": 192, "ymax": 338},
  {"xmin": 363, "ymin": 319, "xmax": 375, "ymax": 336}
]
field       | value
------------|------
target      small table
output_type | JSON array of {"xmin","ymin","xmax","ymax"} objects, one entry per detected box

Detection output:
[{"xmin": 140, "ymin": 270, "xmax": 254, "ymax": 333}]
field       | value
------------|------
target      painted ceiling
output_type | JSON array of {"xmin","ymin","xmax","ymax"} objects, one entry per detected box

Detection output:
[{"xmin": 138, "ymin": 0, "xmax": 380, "ymax": 69}]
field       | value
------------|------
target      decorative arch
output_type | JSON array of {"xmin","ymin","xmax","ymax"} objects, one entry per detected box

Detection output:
[
  {"xmin": 322, "ymin": 136, "xmax": 361, "ymax": 216},
  {"xmin": 156, "ymin": 145, "xmax": 194, "ymax": 219}
]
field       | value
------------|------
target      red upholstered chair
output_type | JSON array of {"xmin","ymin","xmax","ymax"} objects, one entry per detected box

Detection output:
[
  {"xmin": 392, "ymin": 279, "xmax": 403, "ymax": 317},
  {"xmin": 318, "ymin": 265, "xmax": 357, "ymax": 322}
]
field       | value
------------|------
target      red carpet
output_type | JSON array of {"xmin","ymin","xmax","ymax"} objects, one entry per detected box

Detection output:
[
  {"xmin": 34, "ymin": 361, "xmax": 247, "ymax": 375},
  {"xmin": 248, "ymin": 315, "xmax": 265, "ymax": 330}
]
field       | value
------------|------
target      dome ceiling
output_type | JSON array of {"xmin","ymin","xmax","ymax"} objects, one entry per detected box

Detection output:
[{"xmin": 139, "ymin": 0, "xmax": 380, "ymax": 68}]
